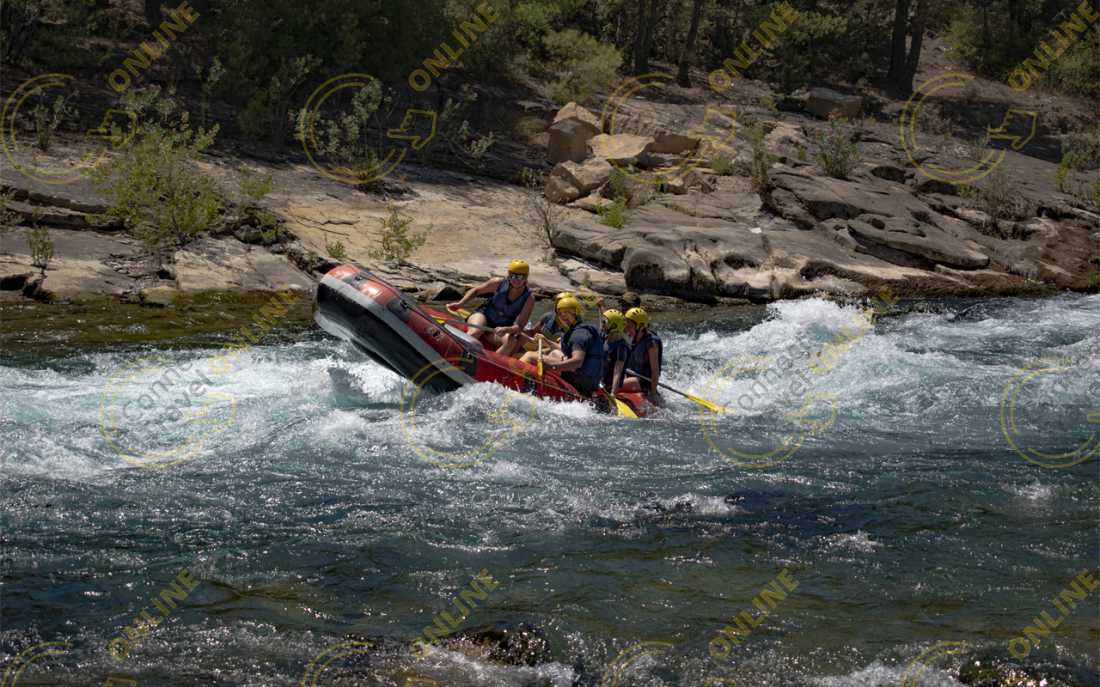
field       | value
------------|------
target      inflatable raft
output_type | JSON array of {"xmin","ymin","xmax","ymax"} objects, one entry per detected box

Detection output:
[{"xmin": 314, "ymin": 264, "xmax": 650, "ymax": 416}]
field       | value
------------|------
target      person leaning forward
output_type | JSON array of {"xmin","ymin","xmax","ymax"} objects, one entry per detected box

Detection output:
[
  {"xmin": 620, "ymin": 306, "xmax": 663, "ymax": 405},
  {"xmin": 521, "ymin": 296, "xmax": 604, "ymax": 396},
  {"xmin": 448, "ymin": 259, "xmax": 534, "ymax": 357}
]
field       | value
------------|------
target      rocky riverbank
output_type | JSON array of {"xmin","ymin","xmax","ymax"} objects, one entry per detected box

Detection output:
[{"xmin": 1, "ymin": 76, "xmax": 1097, "ymax": 323}]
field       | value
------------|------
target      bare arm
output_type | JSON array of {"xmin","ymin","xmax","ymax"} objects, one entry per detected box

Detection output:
[
  {"xmin": 450, "ymin": 278, "xmax": 500, "ymax": 309},
  {"xmin": 549, "ymin": 350, "xmax": 585, "ymax": 372},
  {"xmin": 647, "ymin": 344, "xmax": 660, "ymax": 397},
  {"xmin": 497, "ymin": 293, "xmax": 535, "ymax": 335}
]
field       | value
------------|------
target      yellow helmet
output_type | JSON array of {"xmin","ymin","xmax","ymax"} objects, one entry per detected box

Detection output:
[
  {"xmin": 507, "ymin": 259, "xmax": 530, "ymax": 275},
  {"xmin": 556, "ymin": 295, "xmax": 582, "ymax": 317},
  {"xmin": 624, "ymin": 306, "xmax": 649, "ymax": 328},
  {"xmin": 603, "ymin": 309, "xmax": 625, "ymax": 332},
  {"xmin": 554, "ymin": 291, "xmax": 574, "ymax": 302}
]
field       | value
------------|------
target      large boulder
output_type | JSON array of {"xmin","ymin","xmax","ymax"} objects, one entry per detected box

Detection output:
[
  {"xmin": 544, "ymin": 175, "xmax": 581, "ymax": 204},
  {"xmin": 551, "ymin": 158, "xmax": 612, "ymax": 194},
  {"xmin": 588, "ymin": 134, "xmax": 655, "ymax": 165},
  {"xmin": 796, "ymin": 87, "xmax": 862, "ymax": 120},
  {"xmin": 765, "ymin": 122, "xmax": 809, "ymax": 152},
  {"xmin": 548, "ymin": 119, "xmax": 595, "ymax": 164},
  {"xmin": 553, "ymin": 102, "xmax": 601, "ymax": 134}
]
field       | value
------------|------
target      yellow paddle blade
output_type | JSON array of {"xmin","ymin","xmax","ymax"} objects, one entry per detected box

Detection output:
[
  {"xmin": 447, "ymin": 305, "xmax": 472, "ymax": 318},
  {"xmin": 612, "ymin": 396, "xmax": 638, "ymax": 418},
  {"xmin": 686, "ymin": 392, "xmax": 724, "ymax": 413}
]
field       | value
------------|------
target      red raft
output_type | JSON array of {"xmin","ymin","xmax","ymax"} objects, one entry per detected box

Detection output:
[{"xmin": 314, "ymin": 264, "xmax": 650, "ymax": 416}]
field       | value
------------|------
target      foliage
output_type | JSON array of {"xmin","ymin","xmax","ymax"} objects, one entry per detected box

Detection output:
[
  {"xmin": 199, "ymin": 57, "xmax": 226, "ymax": 128},
  {"xmin": 543, "ymin": 28, "xmax": 623, "ymax": 104},
  {"xmin": 238, "ymin": 167, "xmax": 278, "ymax": 230},
  {"xmin": 709, "ymin": 153, "xmax": 734, "ymax": 176},
  {"xmin": 32, "ymin": 95, "xmax": 71, "ymax": 151},
  {"xmin": 746, "ymin": 125, "xmax": 774, "ymax": 194},
  {"xmin": 239, "ymin": 55, "xmax": 321, "ymax": 146},
  {"xmin": 1055, "ymin": 129, "xmax": 1100, "ymax": 204},
  {"xmin": 0, "ymin": 190, "xmax": 19, "ymax": 232},
  {"xmin": 814, "ymin": 119, "xmax": 860, "ymax": 180},
  {"xmin": 598, "ymin": 196, "xmax": 627, "ymax": 228},
  {"xmin": 326, "ymin": 238, "xmax": 348, "ymax": 260},
  {"xmin": 946, "ymin": 1, "xmax": 1099, "ymax": 97},
  {"xmin": 607, "ymin": 167, "xmax": 629, "ymax": 199},
  {"xmin": 959, "ymin": 167, "xmax": 1030, "ymax": 234},
  {"xmin": 371, "ymin": 206, "xmax": 428, "ymax": 263},
  {"xmin": 516, "ymin": 167, "xmax": 544, "ymax": 189},
  {"xmin": 91, "ymin": 105, "xmax": 221, "ymax": 265},
  {"xmin": 26, "ymin": 222, "xmax": 53, "ymax": 273}
]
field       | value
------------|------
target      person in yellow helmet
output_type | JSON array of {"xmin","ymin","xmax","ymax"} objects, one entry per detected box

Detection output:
[
  {"xmin": 448, "ymin": 259, "xmax": 534, "ymax": 356},
  {"xmin": 601, "ymin": 309, "xmax": 630, "ymax": 395},
  {"xmin": 620, "ymin": 306, "xmax": 663, "ymax": 404},
  {"xmin": 521, "ymin": 295, "xmax": 605, "ymax": 396},
  {"xmin": 524, "ymin": 291, "xmax": 572, "ymax": 343}
]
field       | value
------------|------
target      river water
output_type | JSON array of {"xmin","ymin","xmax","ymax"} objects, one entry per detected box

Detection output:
[{"xmin": 1, "ymin": 294, "xmax": 1097, "ymax": 686}]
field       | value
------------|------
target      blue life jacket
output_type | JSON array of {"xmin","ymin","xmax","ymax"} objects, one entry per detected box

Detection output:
[
  {"xmin": 627, "ymin": 330, "xmax": 663, "ymax": 384},
  {"xmin": 479, "ymin": 280, "xmax": 531, "ymax": 327},
  {"xmin": 562, "ymin": 322, "xmax": 604, "ymax": 383},
  {"xmin": 536, "ymin": 311, "xmax": 565, "ymax": 339},
  {"xmin": 603, "ymin": 337, "xmax": 630, "ymax": 390}
]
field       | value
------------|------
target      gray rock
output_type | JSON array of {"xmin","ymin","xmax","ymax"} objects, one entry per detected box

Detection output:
[
  {"xmin": 544, "ymin": 175, "xmax": 581, "ymax": 204},
  {"xmin": 588, "ymin": 134, "xmax": 654, "ymax": 165},
  {"xmin": 548, "ymin": 119, "xmax": 595, "ymax": 164},
  {"xmin": 551, "ymin": 158, "xmax": 612, "ymax": 194}
]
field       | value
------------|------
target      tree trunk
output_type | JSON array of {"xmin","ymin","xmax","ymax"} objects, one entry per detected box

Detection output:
[
  {"xmin": 633, "ymin": 0, "xmax": 648, "ymax": 74},
  {"xmin": 144, "ymin": 0, "xmax": 161, "ymax": 27},
  {"xmin": 677, "ymin": 0, "xmax": 705, "ymax": 86},
  {"xmin": 886, "ymin": 0, "xmax": 911, "ymax": 84},
  {"xmin": 901, "ymin": 0, "xmax": 928, "ymax": 92}
]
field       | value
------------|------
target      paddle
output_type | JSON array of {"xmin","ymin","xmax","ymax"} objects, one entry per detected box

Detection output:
[
  {"xmin": 611, "ymin": 394, "xmax": 638, "ymax": 418},
  {"xmin": 537, "ymin": 338, "xmax": 543, "ymax": 378},
  {"xmin": 625, "ymin": 368, "xmax": 725, "ymax": 413}
]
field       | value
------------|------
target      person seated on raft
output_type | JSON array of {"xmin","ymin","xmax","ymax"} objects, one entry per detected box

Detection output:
[
  {"xmin": 520, "ymin": 296, "xmax": 604, "ymax": 397},
  {"xmin": 524, "ymin": 291, "xmax": 572, "ymax": 343},
  {"xmin": 600, "ymin": 309, "xmax": 630, "ymax": 396},
  {"xmin": 447, "ymin": 259, "xmax": 534, "ymax": 357},
  {"xmin": 620, "ymin": 307, "xmax": 663, "ymax": 406}
]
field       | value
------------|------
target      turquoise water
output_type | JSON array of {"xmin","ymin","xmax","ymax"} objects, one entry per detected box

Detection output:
[{"xmin": 1, "ymin": 295, "xmax": 1097, "ymax": 686}]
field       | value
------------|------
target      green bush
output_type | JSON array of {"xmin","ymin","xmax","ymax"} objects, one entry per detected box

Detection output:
[
  {"xmin": 239, "ymin": 55, "xmax": 321, "ymax": 145},
  {"xmin": 814, "ymin": 119, "xmax": 860, "ymax": 180},
  {"xmin": 746, "ymin": 126, "xmax": 774, "ymax": 194},
  {"xmin": 960, "ymin": 167, "xmax": 1029, "ymax": 233},
  {"xmin": 91, "ymin": 110, "xmax": 221, "ymax": 265},
  {"xmin": 32, "ymin": 95, "xmax": 71, "ymax": 152},
  {"xmin": 710, "ymin": 154, "xmax": 734, "ymax": 176},
  {"xmin": 26, "ymin": 223, "xmax": 53, "ymax": 274},
  {"xmin": 543, "ymin": 29, "xmax": 622, "ymax": 104},
  {"xmin": 1055, "ymin": 130, "xmax": 1100, "ymax": 198},
  {"xmin": 512, "ymin": 115, "xmax": 548, "ymax": 141},
  {"xmin": 326, "ymin": 238, "xmax": 348, "ymax": 260},
  {"xmin": 371, "ymin": 206, "xmax": 428, "ymax": 262},
  {"xmin": 598, "ymin": 197, "xmax": 627, "ymax": 228}
]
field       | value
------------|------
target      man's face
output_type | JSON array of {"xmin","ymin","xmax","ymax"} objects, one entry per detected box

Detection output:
[
  {"xmin": 507, "ymin": 272, "xmax": 527, "ymax": 287},
  {"xmin": 624, "ymin": 320, "xmax": 637, "ymax": 337},
  {"xmin": 557, "ymin": 308, "xmax": 577, "ymax": 328}
]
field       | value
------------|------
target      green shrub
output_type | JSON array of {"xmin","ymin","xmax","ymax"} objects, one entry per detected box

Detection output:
[
  {"xmin": 0, "ymin": 190, "xmax": 19, "ymax": 232},
  {"xmin": 606, "ymin": 167, "xmax": 630, "ymax": 199},
  {"xmin": 710, "ymin": 154, "xmax": 734, "ymax": 176},
  {"xmin": 796, "ymin": 144, "xmax": 808, "ymax": 162},
  {"xmin": 371, "ymin": 206, "xmax": 428, "ymax": 262},
  {"xmin": 1055, "ymin": 130, "xmax": 1100, "ymax": 200},
  {"xmin": 543, "ymin": 29, "xmax": 622, "ymax": 104},
  {"xmin": 326, "ymin": 238, "xmax": 348, "ymax": 260},
  {"xmin": 238, "ymin": 167, "xmax": 278, "ymax": 230},
  {"xmin": 239, "ymin": 55, "xmax": 321, "ymax": 146},
  {"xmin": 598, "ymin": 197, "xmax": 627, "ymax": 228},
  {"xmin": 746, "ymin": 126, "xmax": 775, "ymax": 194},
  {"xmin": 960, "ymin": 167, "xmax": 1029, "ymax": 233},
  {"xmin": 32, "ymin": 95, "xmax": 71, "ymax": 152},
  {"xmin": 26, "ymin": 223, "xmax": 53, "ymax": 274},
  {"xmin": 91, "ymin": 110, "xmax": 221, "ymax": 265},
  {"xmin": 516, "ymin": 167, "xmax": 544, "ymax": 189},
  {"xmin": 814, "ymin": 119, "xmax": 859, "ymax": 180}
]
